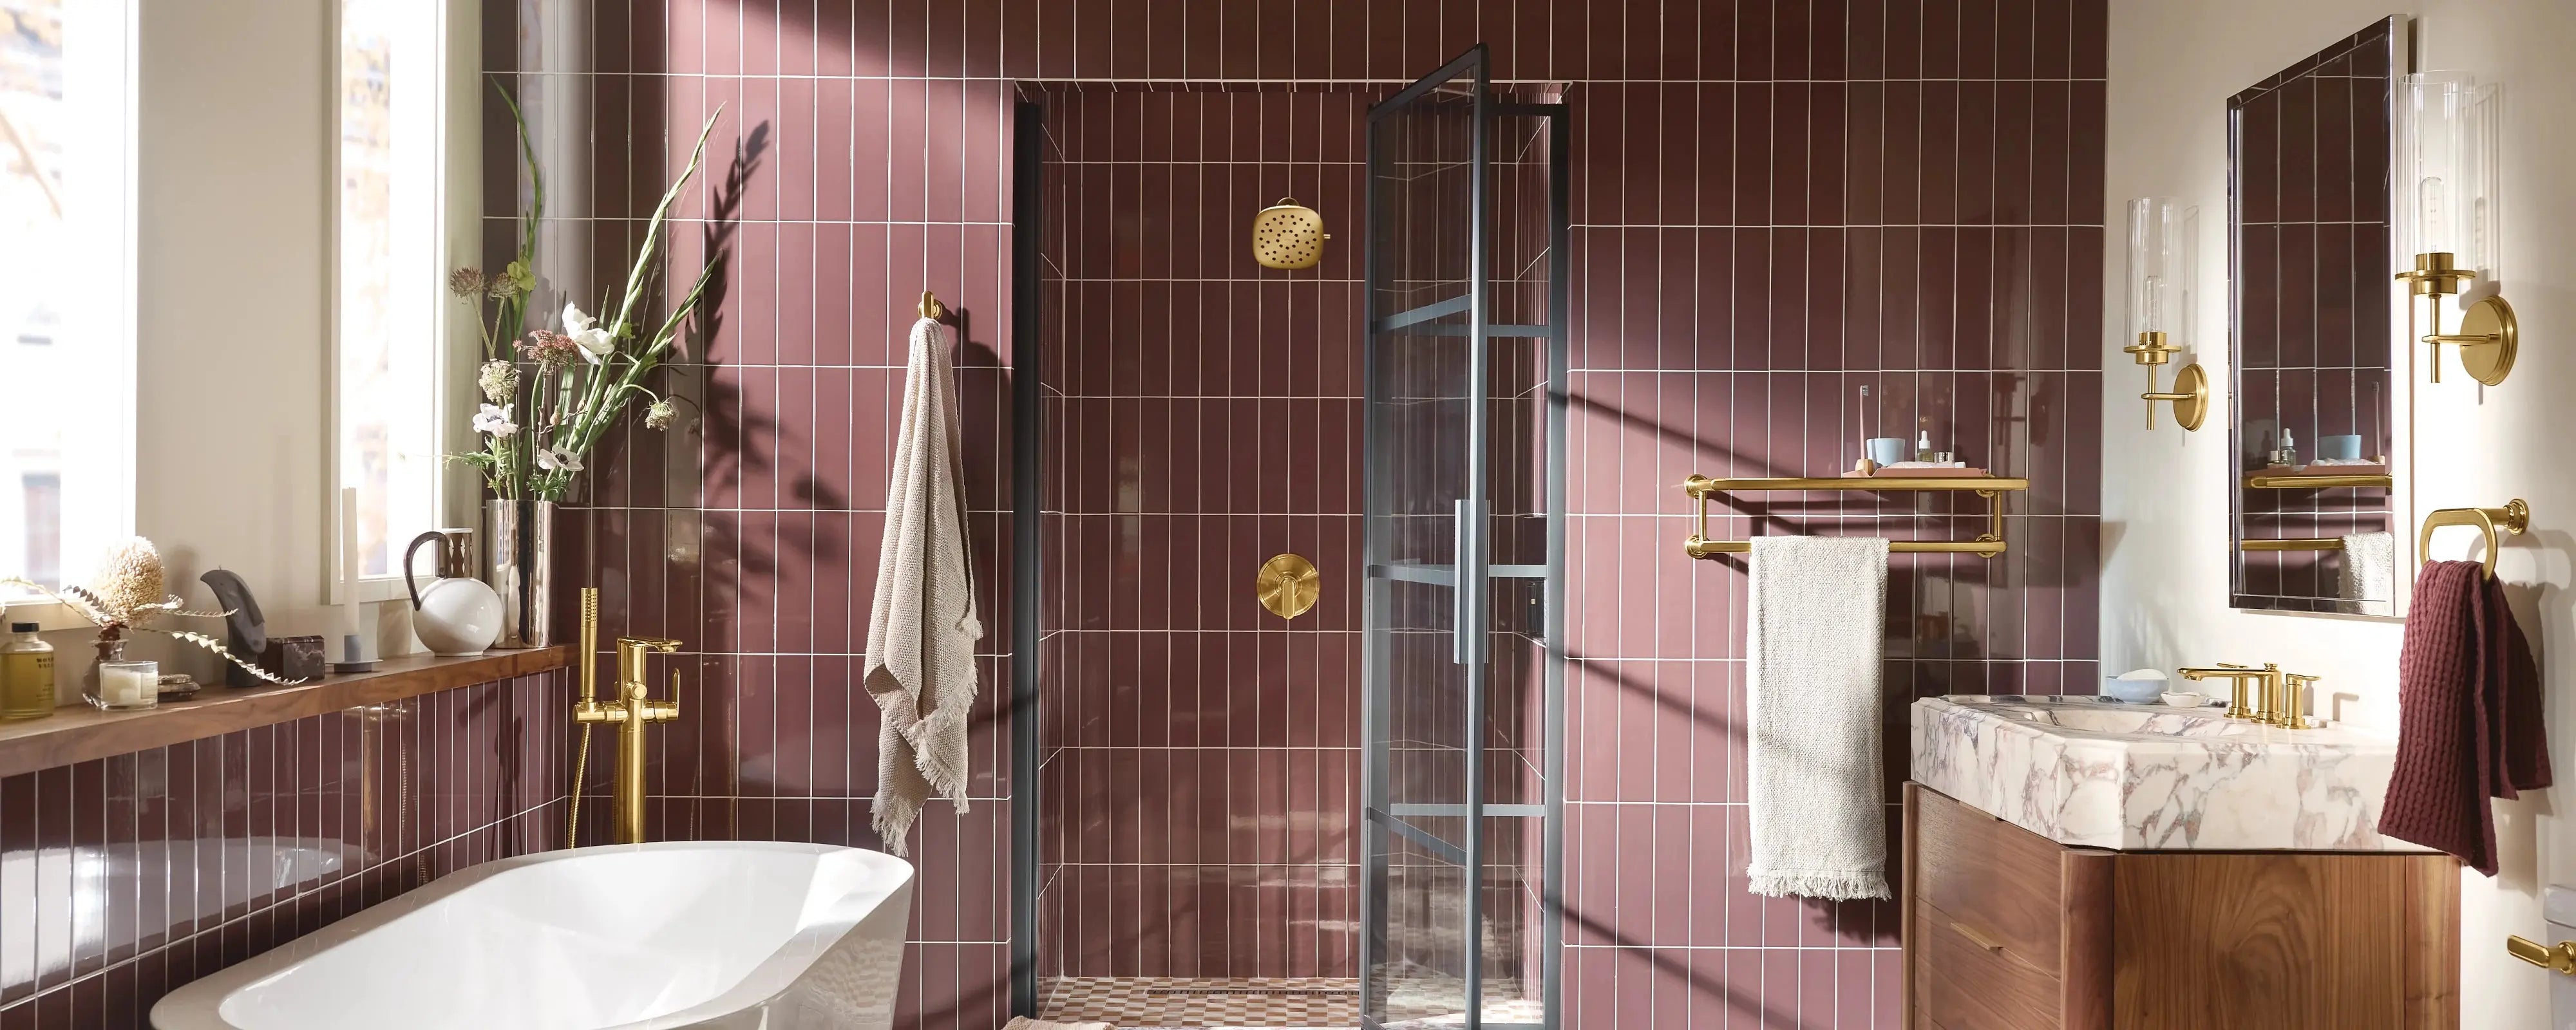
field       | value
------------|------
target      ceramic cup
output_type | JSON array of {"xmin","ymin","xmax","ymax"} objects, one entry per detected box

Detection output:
[
  {"xmin": 1866, "ymin": 437, "xmax": 1908, "ymax": 466},
  {"xmin": 2318, "ymin": 434, "xmax": 2363, "ymax": 462}
]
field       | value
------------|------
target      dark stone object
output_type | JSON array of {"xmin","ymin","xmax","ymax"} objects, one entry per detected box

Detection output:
[
  {"xmin": 198, "ymin": 569, "xmax": 269, "ymax": 687},
  {"xmin": 259, "ymin": 636, "xmax": 325, "ymax": 684}
]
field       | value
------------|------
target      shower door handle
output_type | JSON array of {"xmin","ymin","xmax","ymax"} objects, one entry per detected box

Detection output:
[{"xmin": 1453, "ymin": 498, "xmax": 1482, "ymax": 665}]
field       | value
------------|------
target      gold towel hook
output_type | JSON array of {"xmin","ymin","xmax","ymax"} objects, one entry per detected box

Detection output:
[
  {"xmin": 918, "ymin": 290, "xmax": 947, "ymax": 321},
  {"xmin": 2418, "ymin": 498, "xmax": 2530, "ymax": 579}
]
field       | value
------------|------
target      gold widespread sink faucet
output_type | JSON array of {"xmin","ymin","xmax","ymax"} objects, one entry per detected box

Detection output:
[
  {"xmin": 2177, "ymin": 662, "xmax": 2317, "ymax": 729},
  {"xmin": 576, "ymin": 635, "xmax": 684, "ymax": 843}
]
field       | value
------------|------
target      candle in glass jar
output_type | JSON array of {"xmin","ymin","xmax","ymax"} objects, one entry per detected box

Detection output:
[{"xmin": 99, "ymin": 661, "xmax": 156, "ymax": 709}]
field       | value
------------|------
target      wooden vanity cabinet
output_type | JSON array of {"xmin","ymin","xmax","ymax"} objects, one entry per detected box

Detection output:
[{"xmin": 1902, "ymin": 783, "xmax": 2459, "ymax": 1030}]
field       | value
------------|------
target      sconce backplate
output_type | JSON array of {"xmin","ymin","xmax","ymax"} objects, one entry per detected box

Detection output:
[
  {"xmin": 2168, "ymin": 363, "xmax": 2209, "ymax": 431},
  {"xmin": 2457, "ymin": 295, "xmax": 2519, "ymax": 387}
]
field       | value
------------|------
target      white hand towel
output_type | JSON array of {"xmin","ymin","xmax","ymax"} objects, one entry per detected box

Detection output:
[
  {"xmin": 2342, "ymin": 531, "xmax": 2394, "ymax": 610},
  {"xmin": 1747, "ymin": 535, "xmax": 1891, "ymax": 900},
  {"xmin": 864, "ymin": 316, "xmax": 985, "ymax": 856}
]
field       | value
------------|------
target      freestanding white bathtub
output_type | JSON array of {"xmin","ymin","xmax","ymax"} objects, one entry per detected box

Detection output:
[{"xmin": 151, "ymin": 841, "xmax": 914, "ymax": 1030}]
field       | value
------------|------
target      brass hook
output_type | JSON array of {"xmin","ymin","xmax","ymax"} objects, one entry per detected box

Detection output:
[{"xmin": 918, "ymin": 290, "xmax": 947, "ymax": 321}]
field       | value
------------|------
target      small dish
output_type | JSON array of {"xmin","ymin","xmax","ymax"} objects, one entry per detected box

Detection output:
[{"xmin": 2160, "ymin": 691, "xmax": 2210, "ymax": 708}]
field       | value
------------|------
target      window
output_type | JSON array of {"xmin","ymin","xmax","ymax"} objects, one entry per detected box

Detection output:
[
  {"xmin": 335, "ymin": 0, "xmax": 448, "ymax": 585},
  {"xmin": 0, "ymin": 0, "xmax": 135, "ymax": 596}
]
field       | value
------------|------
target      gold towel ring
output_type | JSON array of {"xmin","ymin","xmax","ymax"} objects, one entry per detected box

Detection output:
[{"xmin": 2418, "ymin": 499, "xmax": 2530, "ymax": 579}]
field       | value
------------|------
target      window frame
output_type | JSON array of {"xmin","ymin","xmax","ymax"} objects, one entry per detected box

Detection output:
[{"xmin": 325, "ymin": 0, "xmax": 483, "ymax": 604}]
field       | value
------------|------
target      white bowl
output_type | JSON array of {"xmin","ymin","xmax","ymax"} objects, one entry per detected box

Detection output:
[
  {"xmin": 2161, "ymin": 691, "xmax": 2211, "ymax": 708},
  {"xmin": 2102, "ymin": 677, "xmax": 2166, "ymax": 704}
]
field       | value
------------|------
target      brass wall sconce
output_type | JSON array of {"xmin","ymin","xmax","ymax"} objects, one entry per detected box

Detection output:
[
  {"xmin": 2397, "ymin": 72, "xmax": 2514, "ymax": 386},
  {"xmin": 2123, "ymin": 198, "xmax": 2204, "ymax": 430},
  {"xmin": 2396, "ymin": 253, "xmax": 2517, "ymax": 386},
  {"xmin": 2123, "ymin": 332, "xmax": 2208, "ymax": 431}
]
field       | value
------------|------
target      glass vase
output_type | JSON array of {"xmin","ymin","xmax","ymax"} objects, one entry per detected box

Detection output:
[{"xmin": 486, "ymin": 498, "xmax": 554, "ymax": 648}]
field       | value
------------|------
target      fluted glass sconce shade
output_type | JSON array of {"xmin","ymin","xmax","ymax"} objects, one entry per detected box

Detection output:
[
  {"xmin": 2395, "ymin": 72, "xmax": 2496, "ymax": 283},
  {"xmin": 2394, "ymin": 71, "xmax": 2515, "ymax": 386},
  {"xmin": 2123, "ymin": 198, "xmax": 2206, "ymax": 431}
]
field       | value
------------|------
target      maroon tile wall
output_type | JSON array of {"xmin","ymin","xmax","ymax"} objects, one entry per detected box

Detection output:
[
  {"xmin": 0, "ymin": 672, "xmax": 569, "ymax": 1028},
  {"xmin": 500, "ymin": 2, "xmax": 2107, "ymax": 1027},
  {"xmin": 1032, "ymin": 85, "xmax": 1370, "ymax": 982}
]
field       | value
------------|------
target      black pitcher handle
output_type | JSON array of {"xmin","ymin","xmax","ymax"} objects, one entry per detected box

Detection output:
[{"xmin": 401, "ymin": 531, "xmax": 446, "ymax": 612}]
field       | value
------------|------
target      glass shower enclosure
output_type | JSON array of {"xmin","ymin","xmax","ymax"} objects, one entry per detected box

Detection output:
[{"xmin": 1359, "ymin": 45, "xmax": 1567, "ymax": 1030}]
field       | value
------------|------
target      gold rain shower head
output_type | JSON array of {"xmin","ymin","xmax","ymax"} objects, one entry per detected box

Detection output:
[{"xmin": 1251, "ymin": 197, "xmax": 1329, "ymax": 270}]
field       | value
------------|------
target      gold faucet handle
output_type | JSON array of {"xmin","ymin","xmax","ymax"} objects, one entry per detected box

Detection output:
[
  {"xmin": 617, "ymin": 635, "xmax": 684, "ymax": 653},
  {"xmin": 2278, "ymin": 672, "xmax": 2322, "ymax": 729},
  {"xmin": 2510, "ymin": 935, "xmax": 2576, "ymax": 975}
]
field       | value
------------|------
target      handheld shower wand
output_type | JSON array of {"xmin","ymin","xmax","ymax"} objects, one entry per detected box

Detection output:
[{"xmin": 567, "ymin": 587, "xmax": 598, "ymax": 847}]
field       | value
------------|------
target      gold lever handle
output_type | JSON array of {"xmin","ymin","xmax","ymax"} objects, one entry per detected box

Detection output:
[{"xmin": 2510, "ymin": 935, "xmax": 2576, "ymax": 974}]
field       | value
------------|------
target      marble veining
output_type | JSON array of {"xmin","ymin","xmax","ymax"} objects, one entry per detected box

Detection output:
[{"xmin": 1911, "ymin": 695, "xmax": 2427, "ymax": 852}]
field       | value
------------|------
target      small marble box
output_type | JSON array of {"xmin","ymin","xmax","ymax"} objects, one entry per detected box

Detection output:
[{"xmin": 257, "ymin": 635, "xmax": 325, "ymax": 684}]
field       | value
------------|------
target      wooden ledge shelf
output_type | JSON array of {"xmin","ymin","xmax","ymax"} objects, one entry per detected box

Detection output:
[{"xmin": 0, "ymin": 647, "xmax": 569, "ymax": 780}]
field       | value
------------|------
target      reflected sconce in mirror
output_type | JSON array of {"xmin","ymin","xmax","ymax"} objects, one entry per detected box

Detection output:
[
  {"xmin": 2122, "ymin": 198, "xmax": 2207, "ymax": 430},
  {"xmin": 2395, "ymin": 72, "xmax": 2515, "ymax": 386}
]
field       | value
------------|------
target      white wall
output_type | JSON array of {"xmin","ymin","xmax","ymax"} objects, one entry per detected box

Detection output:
[{"xmin": 2107, "ymin": 2, "xmax": 2576, "ymax": 1024}]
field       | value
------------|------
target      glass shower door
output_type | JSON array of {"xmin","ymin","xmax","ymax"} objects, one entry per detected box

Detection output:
[{"xmin": 1361, "ymin": 44, "xmax": 1564, "ymax": 1030}]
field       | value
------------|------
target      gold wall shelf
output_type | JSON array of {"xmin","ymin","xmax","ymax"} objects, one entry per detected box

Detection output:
[
  {"xmin": 1680, "ymin": 474, "xmax": 2030, "ymax": 560},
  {"xmin": 2240, "ymin": 538, "xmax": 2346, "ymax": 552},
  {"xmin": 2420, "ymin": 498, "xmax": 2530, "ymax": 579},
  {"xmin": 2244, "ymin": 474, "xmax": 2393, "ymax": 490}
]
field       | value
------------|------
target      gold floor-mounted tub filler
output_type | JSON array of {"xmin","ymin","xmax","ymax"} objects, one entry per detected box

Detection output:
[
  {"xmin": 569, "ymin": 588, "xmax": 686, "ymax": 845},
  {"xmin": 1255, "ymin": 553, "xmax": 1320, "ymax": 619}
]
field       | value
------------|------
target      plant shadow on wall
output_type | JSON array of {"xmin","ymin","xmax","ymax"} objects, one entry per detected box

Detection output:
[{"xmin": 580, "ymin": 119, "xmax": 1016, "ymax": 819}]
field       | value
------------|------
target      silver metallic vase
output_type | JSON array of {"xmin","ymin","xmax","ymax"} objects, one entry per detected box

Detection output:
[{"xmin": 484, "ymin": 498, "xmax": 554, "ymax": 649}]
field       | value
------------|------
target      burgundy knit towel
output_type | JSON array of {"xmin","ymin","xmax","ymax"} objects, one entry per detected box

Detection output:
[
  {"xmin": 2483, "ymin": 574, "xmax": 2553, "ymax": 798},
  {"xmin": 2379, "ymin": 560, "xmax": 2552, "ymax": 876}
]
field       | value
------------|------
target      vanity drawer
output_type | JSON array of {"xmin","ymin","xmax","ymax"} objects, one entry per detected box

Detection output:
[
  {"xmin": 1917, "ymin": 901, "xmax": 2062, "ymax": 1029},
  {"xmin": 1913, "ymin": 785, "xmax": 2067, "ymax": 973}
]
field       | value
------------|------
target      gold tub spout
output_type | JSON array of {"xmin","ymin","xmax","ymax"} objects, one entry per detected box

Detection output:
[{"xmin": 576, "ymin": 636, "xmax": 683, "ymax": 843}]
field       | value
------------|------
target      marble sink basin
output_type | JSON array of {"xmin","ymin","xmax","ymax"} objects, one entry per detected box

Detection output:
[{"xmin": 1911, "ymin": 695, "xmax": 2426, "ymax": 852}]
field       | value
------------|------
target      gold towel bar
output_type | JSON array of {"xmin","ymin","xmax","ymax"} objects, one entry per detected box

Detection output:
[
  {"xmin": 2243, "ymin": 474, "xmax": 2394, "ymax": 490},
  {"xmin": 1679, "ymin": 473, "xmax": 2029, "ymax": 560},
  {"xmin": 2419, "ymin": 499, "xmax": 2530, "ymax": 579},
  {"xmin": 2240, "ymin": 538, "xmax": 2347, "ymax": 552}
]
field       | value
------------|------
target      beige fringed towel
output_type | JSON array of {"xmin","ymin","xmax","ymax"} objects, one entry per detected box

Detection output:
[
  {"xmin": 864, "ymin": 315, "xmax": 983, "ymax": 857},
  {"xmin": 1746, "ymin": 536, "xmax": 1891, "ymax": 900}
]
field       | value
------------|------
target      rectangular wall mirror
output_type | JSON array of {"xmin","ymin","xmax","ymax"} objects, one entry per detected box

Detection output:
[{"xmin": 2229, "ymin": 16, "xmax": 2405, "ymax": 615}]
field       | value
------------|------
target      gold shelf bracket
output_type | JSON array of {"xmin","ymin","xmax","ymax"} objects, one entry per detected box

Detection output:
[{"xmin": 1680, "ymin": 474, "xmax": 2028, "ymax": 560}]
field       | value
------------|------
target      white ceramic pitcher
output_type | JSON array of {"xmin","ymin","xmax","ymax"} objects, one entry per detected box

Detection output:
[{"xmin": 403, "ymin": 529, "xmax": 503, "ymax": 657}]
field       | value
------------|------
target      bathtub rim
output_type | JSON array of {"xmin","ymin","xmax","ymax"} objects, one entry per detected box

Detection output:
[{"xmin": 148, "ymin": 839, "xmax": 916, "ymax": 1030}]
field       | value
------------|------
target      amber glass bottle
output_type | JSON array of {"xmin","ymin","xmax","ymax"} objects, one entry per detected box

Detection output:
[{"xmin": 1, "ymin": 621, "xmax": 57, "ymax": 720}]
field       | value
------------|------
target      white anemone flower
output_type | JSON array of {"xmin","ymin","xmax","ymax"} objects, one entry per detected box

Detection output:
[
  {"xmin": 536, "ymin": 445, "xmax": 584, "ymax": 474},
  {"xmin": 472, "ymin": 403, "xmax": 517, "ymax": 438},
  {"xmin": 562, "ymin": 303, "xmax": 616, "ymax": 364}
]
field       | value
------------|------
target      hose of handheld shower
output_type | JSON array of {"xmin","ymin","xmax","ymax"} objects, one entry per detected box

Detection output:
[{"xmin": 567, "ymin": 588, "xmax": 598, "ymax": 847}]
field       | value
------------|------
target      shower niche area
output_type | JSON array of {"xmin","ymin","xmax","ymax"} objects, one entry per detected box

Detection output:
[{"xmin": 1014, "ymin": 47, "xmax": 1567, "ymax": 1029}]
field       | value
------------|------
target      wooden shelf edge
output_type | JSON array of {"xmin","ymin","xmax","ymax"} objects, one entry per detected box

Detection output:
[{"xmin": 0, "ymin": 647, "xmax": 571, "ymax": 780}]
